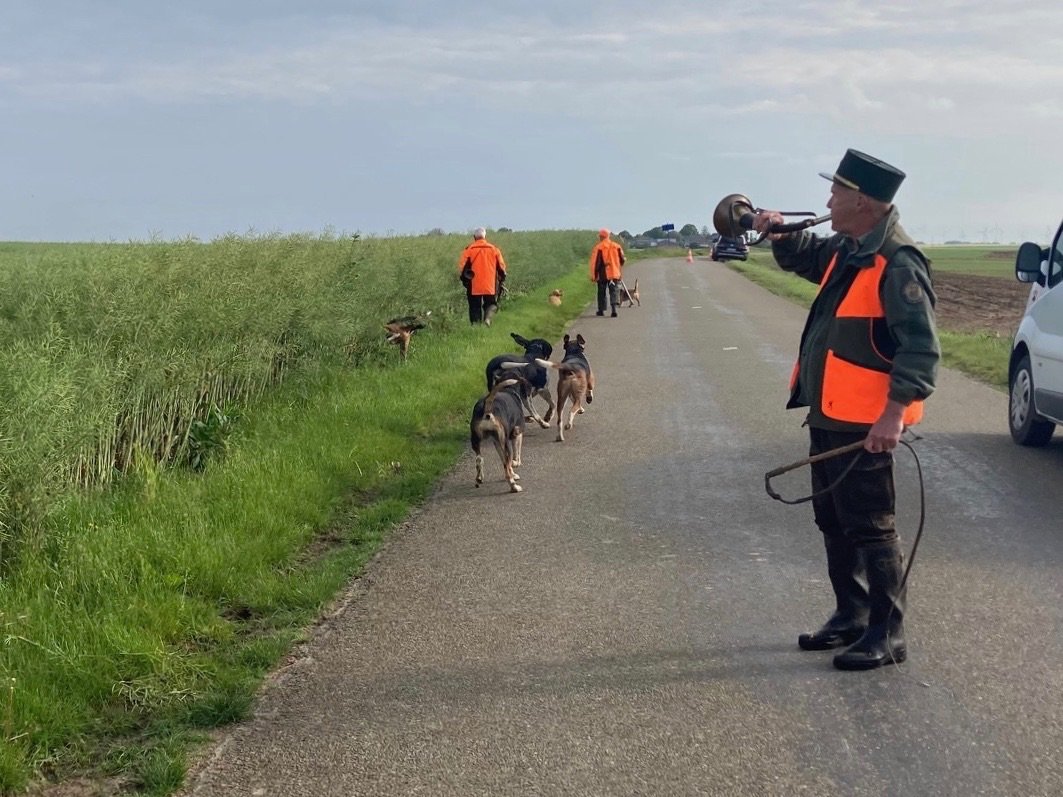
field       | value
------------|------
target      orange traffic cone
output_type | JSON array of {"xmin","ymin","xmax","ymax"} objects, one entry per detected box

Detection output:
[{"xmin": 686, "ymin": 249, "xmax": 693, "ymax": 263}]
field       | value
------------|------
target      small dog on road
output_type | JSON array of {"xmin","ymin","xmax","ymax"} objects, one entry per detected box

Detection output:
[
  {"xmin": 617, "ymin": 278, "xmax": 640, "ymax": 308},
  {"xmin": 470, "ymin": 377, "xmax": 527, "ymax": 493},
  {"xmin": 536, "ymin": 333, "xmax": 594, "ymax": 442},
  {"xmin": 548, "ymin": 289, "xmax": 564, "ymax": 306}
]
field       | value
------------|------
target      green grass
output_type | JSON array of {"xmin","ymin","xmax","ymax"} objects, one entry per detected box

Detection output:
[
  {"xmin": 0, "ymin": 231, "xmax": 592, "ymax": 499},
  {"xmin": 938, "ymin": 330, "xmax": 1012, "ymax": 388},
  {"xmin": 729, "ymin": 248, "xmax": 819, "ymax": 303},
  {"xmin": 731, "ymin": 245, "xmax": 1012, "ymax": 389},
  {"xmin": 922, "ymin": 244, "xmax": 1017, "ymax": 277},
  {"xmin": 0, "ymin": 230, "xmax": 592, "ymax": 563},
  {"xmin": 0, "ymin": 233, "xmax": 597, "ymax": 793}
]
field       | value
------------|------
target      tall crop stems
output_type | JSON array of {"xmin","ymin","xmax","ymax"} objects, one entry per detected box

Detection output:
[{"xmin": 0, "ymin": 230, "xmax": 594, "ymax": 791}]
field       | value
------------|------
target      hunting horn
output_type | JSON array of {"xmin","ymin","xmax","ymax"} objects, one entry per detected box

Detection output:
[{"xmin": 712, "ymin": 193, "xmax": 831, "ymax": 244}]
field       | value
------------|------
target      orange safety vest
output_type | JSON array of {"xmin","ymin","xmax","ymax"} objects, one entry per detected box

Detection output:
[
  {"xmin": 458, "ymin": 239, "xmax": 507, "ymax": 296},
  {"xmin": 793, "ymin": 251, "xmax": 924, "ymax": 426},
  {"xmin": 589, "ymin": 239, "xmax": 624, "ymax": 281}
]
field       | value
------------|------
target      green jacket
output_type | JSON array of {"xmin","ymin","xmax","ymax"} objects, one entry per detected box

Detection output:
[{"xmin": 771, "ymin": 206, "xmax": 940, "ymax": 431}]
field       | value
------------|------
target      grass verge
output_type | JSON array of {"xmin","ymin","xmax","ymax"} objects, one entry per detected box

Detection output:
[{"xmin": 3, "ymin": 272, "xmax": 595, "ymax": 794}]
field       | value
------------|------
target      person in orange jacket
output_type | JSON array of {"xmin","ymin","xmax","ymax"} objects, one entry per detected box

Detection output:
[
  {"xmin": 458, "ymin": 227, "xmax": 508, "ymax": 325},
  {"xmin": 589, "ymin": 228, "xmax": 625, "ymax": 317}
]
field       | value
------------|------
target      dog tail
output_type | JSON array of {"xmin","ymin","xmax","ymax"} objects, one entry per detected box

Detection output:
[
  {"xmin": 483, "ymin": 377, "xmax": 519, "ymax": 419},
  {"xmin": 537, "ymin": 358, "xmax": 584, "ymax": 381},
  {"xmin": 633, "ymin": 278, "xmax": 638, "ymax": 290}
]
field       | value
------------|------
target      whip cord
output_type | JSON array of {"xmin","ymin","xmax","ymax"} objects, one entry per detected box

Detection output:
[
  {"xmin": 764, "ymin": 436, "xmax": 925, "ymax": 594},
  {"xmin": 765, "ymin": 435, "xmax": 927, "ymax": 670}
]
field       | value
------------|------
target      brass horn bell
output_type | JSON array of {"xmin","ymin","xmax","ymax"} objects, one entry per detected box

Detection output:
[
  {"xmin": 713, "ymin": 193, "xmax": 756, "ymax": 238},
  {"xmin": 711, "ymin": 194, "xmax": 831, "ymax": 242}
]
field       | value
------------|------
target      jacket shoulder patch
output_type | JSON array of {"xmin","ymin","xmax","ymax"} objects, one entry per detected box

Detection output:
[{"xmin": 902, "ymin": 280, "xmax": 925, "ymax": 304}]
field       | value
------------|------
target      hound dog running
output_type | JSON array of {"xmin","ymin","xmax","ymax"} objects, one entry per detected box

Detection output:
[
  {"xmin": 486, "ymin": 332, "xmax": 554, "ymax": 428},
  {"xmin": 470, "ymin": 377, "xmax": 527, "ymax": 493},
  {"xmin": 535, "ymin": 333, "xmax": 594, "ymax": 442}
]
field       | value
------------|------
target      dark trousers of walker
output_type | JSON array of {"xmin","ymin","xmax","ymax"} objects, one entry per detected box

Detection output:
[
  {"xmin": 466, "ymin": 293, "xmax": 498, "ymax": 324},
  {"xmin": 807, "ymin": 425, "xmax": 908, "ymax": 668},
  {"xmin": 596, "ymin": 279, "xmax": 618, "ymax": 314},
  {"xmin": 808, "ymin": 427, "xmax": 897, "ymax": 547}
]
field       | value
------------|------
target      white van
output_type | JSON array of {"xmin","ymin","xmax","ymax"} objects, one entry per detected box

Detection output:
[{"xmin": 1009, "ymin": 226, "xmax": 1063, "ymax": 445}]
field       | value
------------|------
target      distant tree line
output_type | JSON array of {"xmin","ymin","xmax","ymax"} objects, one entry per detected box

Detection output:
[{"xmin": 617, "ymin": 224, "xmax": 718, "ymax": 248}]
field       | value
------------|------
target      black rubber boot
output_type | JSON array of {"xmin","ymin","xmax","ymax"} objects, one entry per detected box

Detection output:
[
  {"xmin": 833, "ymin": 542, "xmax": 907, "ymax": 670},
  {"xmin": 798, "ymin": 537, "xmax": 869, "ymax": 651},
  {"xmin": 610, "ymin": 306, "xmax": 618, "ymax": 318}
]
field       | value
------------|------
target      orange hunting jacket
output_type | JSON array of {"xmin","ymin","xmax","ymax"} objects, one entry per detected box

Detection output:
[
  {"xmin": 458, "ymin": 239, "xmax": 507, "ymax": 296},
  {"xmin": 589, "ymin": 239, "xmax": 625, "ymax": 281},
  {"xmin": 795, "ymin": 251, "xmax": 924, "ymax": 426}
]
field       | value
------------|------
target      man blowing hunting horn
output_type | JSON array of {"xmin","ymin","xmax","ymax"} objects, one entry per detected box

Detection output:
[{"xmin": 753, "ymin": 149, "xmax": 940, "ymax": 671}]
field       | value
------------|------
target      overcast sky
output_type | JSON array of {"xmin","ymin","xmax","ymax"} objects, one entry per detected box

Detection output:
[{"xmin": 3, "ymin": 1, "xmax": 1063, "ymax": 244}]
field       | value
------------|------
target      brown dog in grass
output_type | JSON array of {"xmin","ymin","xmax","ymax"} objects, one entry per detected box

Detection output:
[
  {"xmin": 535, "ymin": 333, "xmax": 593, "ymax": 442},
  {"xmin": 617, "ymin": 277, "xmax": 640, "ymax": 307},
  {"xmin": 548, "ymin": 289, "xmax": 563, "ymax": 306},
  {"xmin": 384, "ymin": 312, "xmax": 430, "ymax": 360}
]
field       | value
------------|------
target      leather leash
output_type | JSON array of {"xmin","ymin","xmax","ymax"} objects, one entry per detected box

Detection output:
[
  {"xmin": 764, "ymin": 436, "xmax": 928, "ymax": 659},
  {"xmin": 764, "ymin": 439, "xmax": 867, "ymax": 505}
]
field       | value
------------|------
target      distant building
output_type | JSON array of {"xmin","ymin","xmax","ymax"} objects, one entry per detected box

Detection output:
[{"xmin": 684, "ymin": 235, "xmax": 714, "ymax": 249}]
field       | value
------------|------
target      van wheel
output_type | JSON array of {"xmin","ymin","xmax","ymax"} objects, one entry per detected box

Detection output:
[{"xmin": 1009, "ymin": 355, "xmax": 1055, "ymax": 446}]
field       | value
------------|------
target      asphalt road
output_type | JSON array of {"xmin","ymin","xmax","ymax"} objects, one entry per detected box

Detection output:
[{"xmin": 183, "ymin": 257, "xmax": 1063, "ymax": 797}]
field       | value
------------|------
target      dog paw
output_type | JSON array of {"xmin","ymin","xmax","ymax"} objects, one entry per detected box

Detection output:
[
  {"xmin": 510, "ymin": 483, "xmax": 523, "ymax": 493},
  {"xmin": 537, "ymin": 420, "xmax": 550, "ymax": 428},
  {"xmin": 576, "ymin": 407, "xmax": 585, "ymax": 415}
]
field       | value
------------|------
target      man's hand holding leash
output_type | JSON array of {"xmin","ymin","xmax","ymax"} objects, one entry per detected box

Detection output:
[{"xmin": 866, "ymin": 401, "xmax": 906, "ymax": 453}]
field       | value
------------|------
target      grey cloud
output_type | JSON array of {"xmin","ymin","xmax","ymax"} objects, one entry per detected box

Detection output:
[{"xmin": 4, "ymin": 2, "xmax": 1063, "ymax": 138}]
